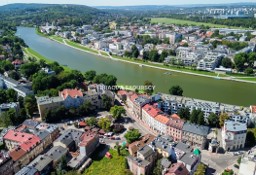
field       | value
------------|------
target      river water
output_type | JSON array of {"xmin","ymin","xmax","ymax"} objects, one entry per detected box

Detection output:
[{"xmin": 16, "ymin": 27, "xmax": 256, "ymax": 106}]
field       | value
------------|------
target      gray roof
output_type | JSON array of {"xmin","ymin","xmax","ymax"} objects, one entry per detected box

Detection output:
[
  {"xmin": 15, "ymin": 166, "xmax": 38, "ymax": 175},
  {"xmin": 138, "ymin": 145, "xmax": 154, "ymax": 159},
  {"xmin": 28, "ymin": 155, "xmax": 52, "ymax": 171},
  {"xmin": 175, "ymin": 142, "xmax": 192, "ymax": 153},
  {"xmin": 35, "ymin": 130, "xmax": 50, "ymax": 140},
  {"xmin": 182, "ymin": 123, "xmax": 210, "ymax": 136},
  {"xmin": 22, "ymin": 119, "xmax": 39, "ymax": 128},
  {"xmin": 161, "ymin": 158, "xmax": 172, "ymax": 169},
  {"xmin": 152, "ymin": 135, "xmax": 173, "ymax": 153},
  {"xmin": 179, "ymin": 152, "xmax": 198, "ymax": 166},
  {"xmin": 46, "ymin": 146, "xmax": 68, "ymax": 162},
  {"xmin": 127, "ymin": 156, "xmax": 151, "ymax": 168},
  {"xmin": 54, "ymin": 129, "xmax": 83, "ymax": 147}
]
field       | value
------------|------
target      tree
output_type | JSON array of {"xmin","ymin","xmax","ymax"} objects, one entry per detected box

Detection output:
[
  {"xmin": 149, "ymin": 50, "xmax": 160, "ymax": 62},
  {"xmin": 221, "ymin": 58, "xmax": 232, "ymax": 68},
  {"xmin": 142, "ymin": 51, "xmax": 149, "ymax": 60},
  {"xmin": 234, "ymin": 53, "xmax": 247, "ymax": 71},
  {"xmin": 237, "ymin": 157, "xmax": 241, "ymax": 165},
  {"xmin": 102, "ymin": 94, "xmax": 113, "ymax": 110},
  {"xmin": 190, "ymin": 109, "xmax": 205, "ymax": 125},
  {"xmin": 6, "ymin": 89, "xmax": 17, "ymax": 102},
  {"xmin": 24, "ymin": 95, "xmax": 37, "ymax": 117},
  {"xmin": 20, "ymin": 62, "xmax": 40, "ymax": 79},
  {"xmin": 110, "ymin": 105, "xmax": 126, "ymax": 120},
  {"xmin": 86, "ymin": 117, "xmax": 98, "ymax": 127},
  {"xmin": 194, "ymin": 163, "xmax": 207, "ymax": 175},
  {"xmin": 0, "ymin": 110, "xmax": 14, "ymax": 127},
  {"xmin": 222, "ymin": 169, "xmax": 234, "ymax": 175},
  {"xmin": 78, "ymin": 100, "xmax": 91, "ymax": 116},
  {"xmin": 98, "ymin": 117, "xmax": 111, "ymax": 131},
  {"xmin": 153, "ymin": 159, "xmax": 162, "ymax": 175},
  {"xmin": 245, "ymin": 130, "xmax": 256, "ymax": 147},
  {"xmin": 198, "ymin": 112, "xmax": 205, "ymax": 125},
  {"xmin": 208, "ymin": 113, "xmax": 219, "ymax": 127},
  {"xmin": 244, "ymin": 67, "xmax": 254, "ymax": 75},
  {"xmin": 9, "ymin": 70, "xmax": 20, "ymax": 80},
  {"xmin": 169, "ymin": 85, "xmax": 183, "ymax": 96},
  {"xmin": 131, "ymin": 45, "xmax": 139, "ymax": 58},
  {"xmin": 115, "ymin": 142, "xmax": 121, "ymax": 156},
  {"xmin": 0, "ymin": 90, "xmax": 7, "ymax": 104},
  {"xmin": 219, "ymin": 113, "xmax": 230, "ymax": 127},
  {"xmin": 177, "ymin": 107, "xmax": 190, "ymax": 120},
  {"xmin": 124, "ymin": 129, "xmax": 141, "ymax": 143},
  {"xmin": 144, "ymin": 80, "xmax": 154, "ymax": 95},
  {"xmin": 160, "ymin": 50, "xmax": 169, "ymax": 62},
  {"xmin": 84, "ymin": 70, "xmax": 96, "ymax": 81}
]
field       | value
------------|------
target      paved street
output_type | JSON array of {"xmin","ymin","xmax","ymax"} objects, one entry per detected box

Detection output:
[{"xmin": 201, "ymin": 150, "xmax": 239, "ymax": 174}]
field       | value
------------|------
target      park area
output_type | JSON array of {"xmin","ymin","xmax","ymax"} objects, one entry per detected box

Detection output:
[
  {"xmin": 151, "ymin": 18, "xmax": 238, "ymax": 28},
  {"xmin": 84, "ymin": 145, "xmax": 131, "ymax": 175}
]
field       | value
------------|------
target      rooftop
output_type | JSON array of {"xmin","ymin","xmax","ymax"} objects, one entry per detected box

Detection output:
[
  {"xmin": 22, "ymin": 119, "xmax": 40, "ymax": 129},
  {"xmin": 60, "ymin": 89, "xmax": 83, "ymax": 100},
  {"xmin": 224, "ymin": 120, "xmax": 247, "ymax": 132},
  {"xmin": 28, "ymin": 155, "xmax": 52, "ymax": 171},
  {"xmin": 9, "ymin": 146, "xmax": 27, "ymax": 161},
  {"xmin": 128, "ymin": 134, "xmax": 155, "ymax": 156},
  {"xmin": 155, "ymin": 114, "xmax": 170, "ymax": 125},
  {"xmin": 3, "ymin": 130, "xmax": 37, "ymax": 144},
  {"xmin": 79, "ymin": 132, "xmax": 98, "ymax": 147},
  {"xmin": 20, "ymin": 135, "xmax": 41, "ymax": 152},
  {"xmin": 127, "ymin": 155, "xmax": 151, "ymax": 168},
  {"xmin": 182, "ymin": 123, "xmax": 210, "ymax": 136},
  {"xmin": 142, "ymin": 104, "xmax": 161, "ymax": 118},
  {"xmin": 137, "ymin": 145, "xmax": 155, "ymax": 159},
  {"xmin": 165, "ymin": 162, "xmax": 189, "ymax": 175},
  {"xmin": 46, "ymin": 146, "xmax": 68, "ymax": 162},
  {"xmin": 168, "ymin": 116, "xmax": 184, "ymax": 130},
  {"xmin": 15, "ymin": 166, "xmax": 38, "ymax": 175}
]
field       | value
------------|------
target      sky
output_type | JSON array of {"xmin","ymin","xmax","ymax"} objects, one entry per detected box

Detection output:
[{"xmin": 0, "ymin": 0, "xmax": 254, "ymax": 6}]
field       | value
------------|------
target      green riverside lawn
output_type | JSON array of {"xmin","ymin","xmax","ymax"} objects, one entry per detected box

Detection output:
[
  {"xmin": 84, "ymin": 147, "xmax": 130, "ymax": 175},
  {"xmin": 23, "ymin": 47, "xmax": 71, "ymax": 71},
  {"xmin": 151, "ymin": 18, "xmax": 245, "ymax": 29}
]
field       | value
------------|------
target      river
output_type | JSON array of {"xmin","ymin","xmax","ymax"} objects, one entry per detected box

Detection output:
[{"xmin": 16, "ymin": 27, "xmax": 256, "ymax": 106}]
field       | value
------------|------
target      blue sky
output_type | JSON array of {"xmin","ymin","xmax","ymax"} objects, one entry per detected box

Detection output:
[{"xmin": 0, "ymin": 0, "xmax": 253, "ymax": 6}]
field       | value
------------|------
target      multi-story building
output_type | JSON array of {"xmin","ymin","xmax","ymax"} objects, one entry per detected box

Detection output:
[
  {"xmin": 182, "ymin": 123, "xmax": 210, "ymax": 149},
  {"xmin": 197, "ymin": 52, "xmax": 224, "ymax": 70},
  {"xmin": 141, "ymin": 104, "xmax": 162, "ymax": 127},
  {"xmin": 239, "ymin": 146, "xmax": 256, "ymax": 175},
  {"xmin": 164, "ymin": 162, "xmax": 189, "ymax": 175},
  {"xmin": 0, "ymin": 102, "xmax": 20, "ymax": 115},
  {"xmin": 0, "ymin": 151, "xmax": 14, "ymax": 175},
  {"xmin": 28, "ymin": 155, "xmax": 53, "ymax": 175},
  {"xmin": 167, "ymin": 114, "xmax": 184, "ymax": 141},
  {"xmin": 46, "ymin": 146, "xmax": 68, "ymax": 167},
  {"xmin": 150, "ymin": 135, "xmax": 174, "ymax": 158},
  {"xmin": 152, "ymin": 114, "xmax": 170, "ymax": 134},
  {"xmin": 15, "ymin": 166, "xmax": 39, "ymax": 175},
  {"xmin": 222, "ymin": 120, "xmax": 247, "ymax": 151}
]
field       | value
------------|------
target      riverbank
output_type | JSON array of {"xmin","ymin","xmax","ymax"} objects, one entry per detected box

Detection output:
[{"xmin": 47, "ymin": 34, "xmax": 256, "ymax": 84}]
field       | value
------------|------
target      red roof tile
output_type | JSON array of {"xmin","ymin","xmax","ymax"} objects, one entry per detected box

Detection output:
[
  {"xmin": 168, "ymin": 117, "xmax": 184, "ymax": 130},
  {"xmin": 3, "ymin": 130, "xmax": 36, "ymax": 144},
  {"xmin": 171, "ymin": 114, "xmax": 181, "ymax": 119},
  {"xmin": 9, "ymin": 147, "xmax": 27, "ymax": 161},
  {"xmin": 143, "ymin": 104, "xmax": 161, "ymax": 118},
  {"xmin": 60, "ymin": 89, "xmax": 83, "ymax": 100},
  {"xmin": 155, "ymin": 114, "xmax": 170, "ymax": 124},
  {"xmin": 20, "ymin": 136, "xmax": 41, "ymax": 152},
  {"xmin": 79, "ymin": 132, "xmax": 98, "ymax": 147},
  {"xmin": 165, "ymin": 162, "xmax": 189, "ymax": 175}
]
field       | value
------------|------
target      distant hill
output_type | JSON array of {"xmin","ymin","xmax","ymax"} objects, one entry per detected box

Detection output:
[{"xmin": 0, "ymin": 3, "xmax": 107, "ymax": 26}]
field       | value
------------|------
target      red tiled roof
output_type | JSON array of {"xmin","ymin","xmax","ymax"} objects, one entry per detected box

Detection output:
[
  {"xmin": 3, "ymin": 130, "xmax": 36, "ymax": 144},
  {"xmin": 128, "ymin": 134, "xmax": 155, "ymax": 156},
  {"xmin": 79, "ymin": 121, "xmax": 87, "ymax": 127},
  {"xmin": 9, "ymin": 147, "xmax": 27, "ymax": 161},
  {"xmin": 168, "ymin": 117, "xmax": 184, "ymax": 130},
  {"xmin": 12, "ymin": 59, "xmax": 23, "ymax": 65},
  {"xmin": 165, "ymin": 162, "xmax": 189, "ymax": 175},
  {"xmin": 171, "ymin": 114, "xmax": 180, "ymax": 119},
  {"xmin": 155, "ymin": 114, "xmax": 170, "ymax": 124},
  {"xmin": 20, "ymin": 136, "xmax": 41, "ymax": 152},
  {"xmin": 79, "ymin": 132, "xmax": 98, "ymax": 147},
  {"xmin": 60, "ymin": 89, "xmax": 83, "ymax": 100},
  {"xmin": 251, "ymin": 105, "xmax": 256, "ymax": 114},
  {"xmin": 143, "ymin": 104, "xmax": 161, "ymax": 118}
]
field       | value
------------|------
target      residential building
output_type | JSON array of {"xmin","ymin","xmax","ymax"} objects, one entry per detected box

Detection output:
[
  {"xmin": 28, "ymin": 155, "xmax": 53, "ymax": 175},
  {"xmin": 182, "ymin": 123, "xmax": 210, "ymax": 149},
  {"xmin": 222, "ymin": 120, "xmax": 247, "ymax": 151},
  {"xmin": 79, "ymin": 132, "xmax": 99, "ymax": 157},
  {"xmin": 46, "ymin": 146, "xmax": 68, "ymax": 166},
  {"xmin": 164, "ymin": 162, "xmax": 190, "ymax": 175},
  {"xmin": 150, "ymin": 135, "xmax": 174, "ymax": 158},
  {"xmin": 0, "ymin": 102, "xmax": 20, "ymax": 115},
  {"xmin": 35, "ymin": 130, "xmax": 52, "ymax": 149},
  {"xmin": 250, "ymin": 105, "xmax": 256, "ymax": 124},
  {"xmin": 141, "ymin": 104, "xmax": 162, "ymax": 128},
  {"xmin": 167, "ymin": 114, "xmax": 184, "ymax": 141},
  {"xmin": 35, "ymin": 123, "xmax": 60, "ymax": 143},
  {"xmin": 152, "ymin": 114, "xmax": 170, "ymax": 134},
  {"xmin": 173, "ymin": 142, "xmax": 200, "ymax": 174},
  {"xmin": 0, "ymin": 151, "xmax": 14, "ymax": 175},
  {"xmin": 239, "ymin": 146, "xmax": 256, "ymax": 175},
  {"xmin": 53, "ymin": 129, "xmax": 83, "ymax": 151},
  {"xmin": 128, "ymin": 134, "xmax": 156, "ymax": 156},
  {"xmin": 133, "ymin": 96, "xmax": 151, "ymax": 119},
  {"xmin": 3, "ymin": 130, "xmax": 38, "ymax": 150},
  {"xmin": 197, "ymin": 52, "xmax": 224, "ymax": 70},
  {"xmin": 15, "ymin": 166, "xmax": 39, "ymax": 175},
  {"xmin": 9, "ymin": 146, "xmax": 28, "ymax": 172}
]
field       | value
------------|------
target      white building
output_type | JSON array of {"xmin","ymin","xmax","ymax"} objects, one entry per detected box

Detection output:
[
  {"xmin": 239, "ymin": 146, "xmax": 256, "ymax": 175},
  {"xmin": 222, "ymin": 120, "xmax": 247, "ymax": 151}
]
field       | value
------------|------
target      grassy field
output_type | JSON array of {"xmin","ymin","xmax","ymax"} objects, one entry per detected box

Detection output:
[
  {"xmin": 65, "ymin": 40, "xmax": 98, "ymax": 54},
  {"xmin": 84, "ymin": 147, "xmax": 130, "ymax": 175},
  {"xmin": 50, "ymin": 35, "xmax": 65, "ymax": 43},
  {"xmin": 151, "ymin": 18, "xmax": 241, "ymax": 29},
  {"xmin": 23, "ymin": 47, "xmax": 71, "ymax": 71}
]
